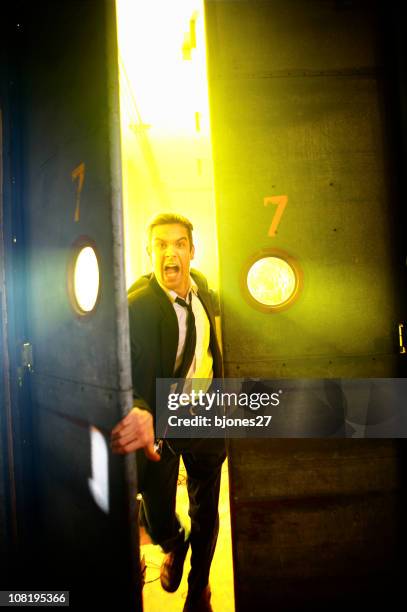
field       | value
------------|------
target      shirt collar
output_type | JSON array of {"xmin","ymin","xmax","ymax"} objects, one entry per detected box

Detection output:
[{"xmin": 156, "ymin": 275, "xmax": 197, "ymax": 304}]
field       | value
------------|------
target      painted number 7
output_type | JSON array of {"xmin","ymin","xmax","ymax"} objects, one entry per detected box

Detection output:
[
  {"xmin": 72, "ymin": 162, "xmax": 85, "ymax": 222},
  {"xmin": 264, "ymin": 195, "xmax": 288, "ymax": 237}
]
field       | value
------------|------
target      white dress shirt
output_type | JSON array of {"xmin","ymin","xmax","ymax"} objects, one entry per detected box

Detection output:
[
  {"xmin": 157, "ymin": 276, "xmax": 214, "ymax": 390},
  {"xmin": 167, "ymin": 278, "xmax": 213, "ymax": 380}
]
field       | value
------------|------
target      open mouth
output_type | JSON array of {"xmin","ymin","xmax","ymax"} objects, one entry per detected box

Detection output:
[{"xmin": 164, "ymin": 264, "xmax": 180, "ymax": 279}]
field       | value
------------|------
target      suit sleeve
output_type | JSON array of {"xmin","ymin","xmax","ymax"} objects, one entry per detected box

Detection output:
[{"xmin": 128, "ymin": 299, "xmax": 157, "ymax": 414}]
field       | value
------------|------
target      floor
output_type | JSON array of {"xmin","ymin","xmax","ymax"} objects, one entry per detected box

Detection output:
[{"xmin": 140, "ymin": 459, "xmax": 235, "ymax": 612}]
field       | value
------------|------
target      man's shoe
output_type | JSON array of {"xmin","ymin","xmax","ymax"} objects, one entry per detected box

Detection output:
[
  {"xmin": 182, "ymin": 586, "xmax": 213, "ymax": 612},
  {"xmin": 160, "ymin": 537, "xmax": 190, "ymax": 593}
]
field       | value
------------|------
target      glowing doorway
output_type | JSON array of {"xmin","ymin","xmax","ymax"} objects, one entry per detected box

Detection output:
[
  {"xmin": 116, "ymin": 1, "xmax": 234, "ymax": 610},
  {"xmin": 116, "ymin": 0, "xmax": 219, "ymax": 292}
]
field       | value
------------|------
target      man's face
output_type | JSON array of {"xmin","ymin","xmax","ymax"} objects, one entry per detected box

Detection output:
[{"xmin": 149, "ymin": 223, "xmax": 195, "ymax": 297}]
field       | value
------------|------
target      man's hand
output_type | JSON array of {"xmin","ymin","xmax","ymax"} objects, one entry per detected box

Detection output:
[{"xmin": 110, "ymin": 407, "xmax": 161, "ymax": 461}]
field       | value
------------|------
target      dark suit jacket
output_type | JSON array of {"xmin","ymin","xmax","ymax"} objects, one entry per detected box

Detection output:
[{"xmin": 127, "ymin": 270, "xmax": 223, "ymax": 488}]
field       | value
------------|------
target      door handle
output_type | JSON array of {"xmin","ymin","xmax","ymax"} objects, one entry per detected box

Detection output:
[{"xmin": 399, "ymin": 323, "xmax": 406, "ymax": 355}]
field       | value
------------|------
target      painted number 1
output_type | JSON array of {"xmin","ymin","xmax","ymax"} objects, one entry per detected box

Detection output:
[
  {"xmin": 264, "ymin": 195, "xmax": 288, "ymax": 237},
  {"xmin": 72, "ymin": 162, "xmax": 85, "ymax": 222}
]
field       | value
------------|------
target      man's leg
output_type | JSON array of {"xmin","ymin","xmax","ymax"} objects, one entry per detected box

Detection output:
[
  {"xmin": 182, "ymin": 441, "xmax": 227, "ymax": 602},
  {"xmin": 139, "ymin": 442, "xmax": 186, "ymax": 552}
]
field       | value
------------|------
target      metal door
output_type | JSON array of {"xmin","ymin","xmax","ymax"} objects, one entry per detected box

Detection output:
[
  {"xmin": 205, "ymin": 1, "xmax": 407, "ymax": 610},
  {"xmin": 206, "ymin": 0, "xmax": 406, "ymax": 379},
  {"xmin": 2, "ymin": 1, "xmax": 141, "ymax": 609}
]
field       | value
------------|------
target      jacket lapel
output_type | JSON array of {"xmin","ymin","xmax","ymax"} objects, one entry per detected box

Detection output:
[
  {"xmin": 148, "ymin": 271, "xmax": 223, "ymax": 378},
  {"xmin": 149, "ymin": 275, "xmax": 179, "ymax": 377}
]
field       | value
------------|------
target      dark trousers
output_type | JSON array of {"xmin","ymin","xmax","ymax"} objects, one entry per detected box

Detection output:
[{"xmin": 139, "ymin": 438, "xmax": 226, "ymax": 600}]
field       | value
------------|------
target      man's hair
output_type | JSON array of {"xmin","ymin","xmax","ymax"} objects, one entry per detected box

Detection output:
[{"xmin": 147, "ymin": 213, "xmax": 194, "ymax": 248}]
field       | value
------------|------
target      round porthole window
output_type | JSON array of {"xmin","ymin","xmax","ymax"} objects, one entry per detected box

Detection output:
[
  {"xmin": 68, "ymin": 238, "xmax": 101, "ymax": 316},
  {"xmin": 242, "ymin": 249, "xmax": 302, "ymax": 312}
]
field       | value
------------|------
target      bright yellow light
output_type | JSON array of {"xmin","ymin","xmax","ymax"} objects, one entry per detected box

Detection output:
[
  {"xmin": 116, "ymin": 0, "xmax": 220, "ymax": 291},
  {"xmin": 116, "ymin": 0, "xmax": 210, "ymax": 135},
  {"xmin": 73, "ymin": 247, "xmax": 100, "ymax": 313},
  {"xmin": 247, "ymin": 256, "xmax": 297, "ymax": 307}
]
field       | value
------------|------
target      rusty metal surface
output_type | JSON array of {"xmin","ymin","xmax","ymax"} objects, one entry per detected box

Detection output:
[
  {"xmin": 208, "ymin": 0, "xmax": 378, "ymax": 81},
  {"xmin": 227, "ymin": 437, "xmax": 404, "ymax": 609},
  {"xmin": 229, "ymin": 439, "xmax": 400, "ymax": 500}
]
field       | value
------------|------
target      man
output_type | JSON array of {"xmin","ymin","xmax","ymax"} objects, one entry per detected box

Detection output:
[{"xmin": 111, "ymin": 213, "xmax": 226, "ymax": 612}]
